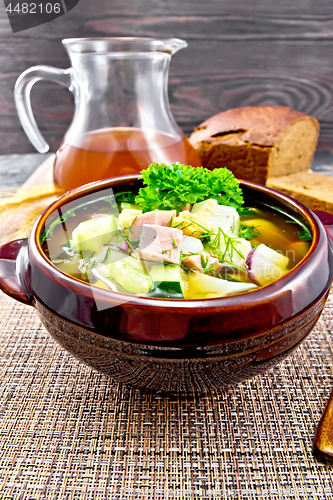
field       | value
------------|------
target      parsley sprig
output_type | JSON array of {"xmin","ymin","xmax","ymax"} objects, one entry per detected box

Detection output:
[{"xmin": 135, "ymin": 162, "xmax": 244, "ymax": 214}]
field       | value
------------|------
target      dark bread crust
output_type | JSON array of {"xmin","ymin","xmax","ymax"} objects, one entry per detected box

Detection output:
[
  {"xmin": 189, "ymin": 106, "xmax": 320, "ymax": 183},
  {"xmin": 190, "ymin": 106, "xmax": 307, "ymax": 146}
]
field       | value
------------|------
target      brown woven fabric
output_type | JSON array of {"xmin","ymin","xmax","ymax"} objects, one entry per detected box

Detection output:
[{"xmin": 0, "ymin": 290, "xmax": 332, "ymax": 499}]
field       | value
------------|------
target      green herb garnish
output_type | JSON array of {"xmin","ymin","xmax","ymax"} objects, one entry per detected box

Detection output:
[
  {"xmin": 271, "ymin": 205, "xmax": 312, "ymax": 242},
  {"xmin": 135, "ymin": 162, "xmax": 244, "ymax": 213},
  {"xmin": 63, "ymin": 240, "xmax": 73, "ymax": 249},
  {"xmin": 115, "ymin": 190, "xmax": 138, "ymax": 207},
  {"xmin": 298, "ymin": 230, "xmax": 312, "ymax": 242},
  {"xmin": 167, "ymin": 214, "xmax": 175, "ymax": 227},
  {"xmin": 171, "ymin": 234, "xmax": 178, "ymax": 248},
  {"xmin": 41, "ymin": 207, "xmax": 77, "ymax": 242},
  {"xmin": 129, "ymin": 215, "xmax": 138, "ymax": 230},
  {"xmin": 161, "ymin": 249, "xmax": 172, "ymax": 258},
  {"xmin": 239, "ymin": 224, "xmax": 261, "ymax": 240},
  {"xmin": 200, "ymin": 253, "xmax": 209, "ymax": 269},
  {"xmin": 207, "ymin": 227, "xmax": 244, "ymax": 262}
]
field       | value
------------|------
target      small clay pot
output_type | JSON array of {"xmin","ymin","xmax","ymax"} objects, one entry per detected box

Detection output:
[{"xmin": 0, "ymin": 176, "xmax": 332, "ymax": 392}]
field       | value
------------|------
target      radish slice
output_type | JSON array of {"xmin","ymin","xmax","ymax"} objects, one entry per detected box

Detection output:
[
  {"xmin": 246, "ymin": 247, "xmax": 288, "ymax": 286},
  {"xmin": 89, "ymin": 240, "xmax": 129, "ymax": 268},
  {"xmin": 256, "ymin": 244, "xmax": 289, "ymax": 268},
  {"xmin": 182, "ymin": 235, "xmax": 203, "ymax": 255},
  {"xmin": 106, "ymin": 239, "xmax": 129, "ymax": 252}
]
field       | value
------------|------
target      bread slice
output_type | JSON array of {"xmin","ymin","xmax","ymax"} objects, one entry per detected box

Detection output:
[
  {"xmin": 267, "ymin": 171, "xmax": 333, "ymax": 213},
  {"xmin": 189, "ymin": 106, "xmax": 320, "ymax": 184}
]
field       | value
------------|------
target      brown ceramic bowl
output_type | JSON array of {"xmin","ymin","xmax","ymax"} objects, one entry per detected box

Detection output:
[{"xmin": 0, "ymin": 176, "xmax": 332, "ymax": 392}]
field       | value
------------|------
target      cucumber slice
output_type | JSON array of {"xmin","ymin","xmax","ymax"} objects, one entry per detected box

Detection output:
[
  {"xmin": 72, "ymin": 215, "xmax": 118, "ymax": 254},
  {"xmin": 102, "ymin": 247, "xmax": 130, "ymax": 265},
  {"xmin": 100, "ymin": 257, "xmax": 152, "ymax": 295},
  {"xmin": 121, "ymin": 202, "xmax": 141, "ymax": 211},
  {"xmin": 117, "ymin": 208, "xmax": 142, "ymax": 227},
  {"xmin": 146, "ymin": 289, "xmax": 184, "ymax": 299},
  {"xmin": 149, "ymin": 264, "xmax": 184, "ymax": 294}
]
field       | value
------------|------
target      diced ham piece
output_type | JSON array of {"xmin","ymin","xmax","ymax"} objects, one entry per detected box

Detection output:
[
  {"xmin": 133, "ymin": 224, "xmax": 182, "ymax": 264},
  {"xmin": 129, "ymin": 210, "xmax": 175, "ymax": 240},
  {"xmin": 182, "ymin": 253, "xmax": 224, "ymax": 273}
]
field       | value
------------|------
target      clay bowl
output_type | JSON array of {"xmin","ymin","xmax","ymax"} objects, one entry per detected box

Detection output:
[{"xmin": 0, "ymin": 176, "xmax": 332, "ymax": 392}]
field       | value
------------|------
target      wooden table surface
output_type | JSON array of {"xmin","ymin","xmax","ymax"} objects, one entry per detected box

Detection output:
[{"xmin": 1, "ymin": 0, "xmax": 333, "ymax": 155}]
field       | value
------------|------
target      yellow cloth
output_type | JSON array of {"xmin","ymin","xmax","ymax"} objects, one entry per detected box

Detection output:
[{"xmin": 0, "ymin": 184, "xmax": 65, "ymax": 245}]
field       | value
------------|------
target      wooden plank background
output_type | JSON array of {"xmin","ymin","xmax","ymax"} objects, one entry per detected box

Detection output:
[{"xmin": 0, "ymin": 0, "xmax": 333, "ymax": 154}]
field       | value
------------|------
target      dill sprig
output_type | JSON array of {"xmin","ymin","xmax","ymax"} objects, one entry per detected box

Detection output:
[
  {"xmin": 171, "ymin": 234, "xmax": 178, "ymax": 248},
  {"xmin": 206, "ymin": 227, "xmax": 245, "ymax": 262},
  {"xmin": 239, "ymin": 224, "xmax": 261, "ymax": 240}
]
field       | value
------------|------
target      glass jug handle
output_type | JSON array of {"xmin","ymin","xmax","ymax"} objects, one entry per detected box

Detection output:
[{"xmin": 14, "ymin": 66, "xmax": 72, "ymax": 153}]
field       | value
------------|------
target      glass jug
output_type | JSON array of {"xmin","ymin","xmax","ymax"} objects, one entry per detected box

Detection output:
[{"xmin": 14, "ymin": 37, "xmax": 201, "ymax": 192}]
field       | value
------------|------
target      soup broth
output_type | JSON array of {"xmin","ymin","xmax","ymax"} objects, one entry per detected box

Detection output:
[
  {"xmin": 241, "ymin": 207, "xmax": 310, "ymax": 268},
  {"xmin": 41, "ymin": 185, "xmax": 312, "ymax": 301}
]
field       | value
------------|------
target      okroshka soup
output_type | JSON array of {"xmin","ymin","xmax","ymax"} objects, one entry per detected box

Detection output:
[{"xmin": 41, "ymin": 163, "xmax": 311, "ymax": 301}]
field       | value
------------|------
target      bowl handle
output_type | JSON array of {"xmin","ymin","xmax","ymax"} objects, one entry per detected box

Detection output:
[{"xmin": 0, "ymin": 239, "xmax": 33, "ymax": 305}]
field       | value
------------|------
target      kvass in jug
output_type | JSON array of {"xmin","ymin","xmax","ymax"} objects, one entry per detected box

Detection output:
[{"xmin": 15, "ymin": 37, "xmax": 201, "ymax": 191}]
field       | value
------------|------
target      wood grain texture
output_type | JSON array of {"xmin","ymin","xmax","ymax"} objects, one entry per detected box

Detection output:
[
  {"xmin": 0, "ymin": 0, "xmax": 333, "ymax": 154},
  {"xmin": 0, "ymin": 153, "xmax": 53, "ymax": 190}
]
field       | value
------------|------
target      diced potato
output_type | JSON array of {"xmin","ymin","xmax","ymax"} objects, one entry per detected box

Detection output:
[
  {"xmin": 184, "ymin": 271, "xmax": 257, "ymax": 299},
  {"xmin": 171, "ymin": 211, "xmax": 210, "ymax": 238},
  {"xmin": 191, "ymin": 199, "xmax": 240, "ymax": 236}
]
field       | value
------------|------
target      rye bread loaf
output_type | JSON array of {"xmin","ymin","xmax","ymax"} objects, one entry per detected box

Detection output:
[
  {"xmin": 189, "ymin": 106, "xmax": 320, "ymax": 185},
  {"xmin": 267, "ymin": 171, "xmax": 333, "ymax": 214}
]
